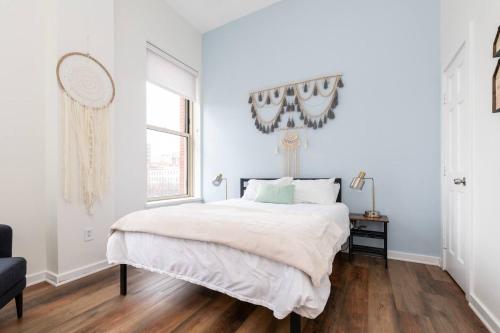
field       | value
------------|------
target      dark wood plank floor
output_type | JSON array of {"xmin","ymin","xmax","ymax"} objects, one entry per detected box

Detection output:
[{"xmin": 0, "ymin": 254, "xmax": 487, "ymax": 333}]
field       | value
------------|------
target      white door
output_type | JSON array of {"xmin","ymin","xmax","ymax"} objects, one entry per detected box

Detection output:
[{"xmin": 442, "ymin": 44, "xmax": 471, "ymax": 292}]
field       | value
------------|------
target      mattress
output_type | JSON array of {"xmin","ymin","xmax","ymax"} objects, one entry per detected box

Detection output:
[{"xmin": 107, "ymin": 199, "xmax": 350, "ymax": 319}]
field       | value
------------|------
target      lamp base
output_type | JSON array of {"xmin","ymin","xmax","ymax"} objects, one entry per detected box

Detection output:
[{"xmin": 364, "ymin": 210, "xmax": 381, "ymax": 218}]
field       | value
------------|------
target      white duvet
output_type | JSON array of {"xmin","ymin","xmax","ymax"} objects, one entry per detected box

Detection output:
[{"xmin": 107, "ymin": 199, "xmax": 349, "ymax": 319}]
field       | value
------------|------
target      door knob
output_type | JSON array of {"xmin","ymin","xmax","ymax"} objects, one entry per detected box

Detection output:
[{"xmin": 453, "ymin": 177, "xmax": 466, "ymax": 186}]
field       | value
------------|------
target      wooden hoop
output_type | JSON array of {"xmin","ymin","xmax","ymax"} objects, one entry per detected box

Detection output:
[{"xmin": 56, "ymin": 52, "xmax": 115, "ymax": 109}]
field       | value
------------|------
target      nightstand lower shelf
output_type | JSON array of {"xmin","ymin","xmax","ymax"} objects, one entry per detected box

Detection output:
[
  {"xmin": 350, "ymin": 244, "xmax": 385, "ymax": 256},
  {"xmin": 349, "ymin": 213, "xmax": 389, "ymax": 268}
]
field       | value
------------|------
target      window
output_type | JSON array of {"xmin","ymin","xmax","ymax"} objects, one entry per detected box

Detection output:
[{"xmin": 146, "ymin": 45, "xmax": 196, "ymax": 201}]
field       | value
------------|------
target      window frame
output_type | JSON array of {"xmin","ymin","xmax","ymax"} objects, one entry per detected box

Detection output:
[{"xmin": 146, "ymin": 85, "xmax": 193, "ymax": 202}]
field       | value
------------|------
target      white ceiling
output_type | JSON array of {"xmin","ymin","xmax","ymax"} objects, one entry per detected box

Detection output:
[{"xmin": 164, "ymin": 0, "xmax": 283, "ymax": 33}]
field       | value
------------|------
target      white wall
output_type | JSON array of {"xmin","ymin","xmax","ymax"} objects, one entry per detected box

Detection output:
[
  {"xmin": 0, "ymin": 0, "xmax": 201, "ymax": 282},
  {"xmin": 1, "ymin": 0, "xmax": 116, "ymax": 280},
  {"xmin": 0, "ymin": 0, "xmax": 48, "ymax": 276},
  {"xmin": 52, "ymin": 0, "xmax": 115, "ymax": 275},
  {"xmin": 114, "ymin": 0, "xmax": 202, "ymax": 220},
  {"xmin": 442, "ymin": 1, "xmax": 500, "ymax": 331}
]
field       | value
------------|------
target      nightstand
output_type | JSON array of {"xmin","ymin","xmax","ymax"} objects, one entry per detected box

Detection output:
[{"xmin": 349, "ymin": 213, "xmax": 389, "ymax": 268}]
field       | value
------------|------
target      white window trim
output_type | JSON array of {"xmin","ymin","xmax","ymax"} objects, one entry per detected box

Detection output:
[
  {"xmin": 146, "ymin": 97, "xmax": 193, "ymax": 202},
  {"xmin": 145, "ymin": 42, "xmax": 201, "ymax": 203},
  {"xmin": 145, "ymin": 89, "xmax": 195, "ymax": 204},
  {"xmin": 145, "ymin": 196, "xmax": 203, "ymax": 209}
]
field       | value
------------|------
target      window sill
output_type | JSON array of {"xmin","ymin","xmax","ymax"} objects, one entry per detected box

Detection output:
[{"xmin": 145, "ymin": 197, "xmax": 203, "ymax": 209}]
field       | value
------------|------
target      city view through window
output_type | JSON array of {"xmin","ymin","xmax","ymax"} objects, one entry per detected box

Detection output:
[{"xmin": 146, "ymin": 82, "xmax": 188, "ymax": 199}]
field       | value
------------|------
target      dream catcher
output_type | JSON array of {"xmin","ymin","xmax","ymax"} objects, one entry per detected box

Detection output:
[
  {"xmin": 249, "ymin": 74, "xmax": 344, "ymax": 177},
  {"xmin": 57, "ymin": 52, "xmax": 115, "ymax": 212},
  {"xmin": 281, "ymin": 131, "xmax": 301, "ymax": 177}
]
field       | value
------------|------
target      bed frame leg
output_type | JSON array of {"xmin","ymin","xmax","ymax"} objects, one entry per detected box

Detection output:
[
  {"xmin": 120, "ymin": 264, "xmax": 127, "ymax": 295},
  {"xmin": 290, "ymin": 312, "xmax": 301, "ymax": 333}
]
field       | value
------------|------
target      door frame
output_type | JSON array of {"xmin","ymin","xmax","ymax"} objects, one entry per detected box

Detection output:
[{"xmin": 440, "ymin": 21, "xmax": 476, "ymax": 300}]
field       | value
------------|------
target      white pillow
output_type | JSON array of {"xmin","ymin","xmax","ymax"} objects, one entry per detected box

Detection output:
[
  {"xmin": 242, "ymin": 177, "xmax": 293, "ymax": 200},
  {"xmin": 292, "ymin": 179, "xmax": 340, "ymax": 204}
]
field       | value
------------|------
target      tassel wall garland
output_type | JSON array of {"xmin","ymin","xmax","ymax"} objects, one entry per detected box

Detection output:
[{"xmin": 248, "ymin": 74, "xmax": 343, "ymax": 134}]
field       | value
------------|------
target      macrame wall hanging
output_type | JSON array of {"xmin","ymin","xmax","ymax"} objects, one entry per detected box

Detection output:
[
  {"xmin": 57, "ymin": 52, "xmax": 115, "ymax": 213},
  {"xmin": 281, "ymin": 130, "xmax": 301, "ymax": 177},
  {"xmin": 248, "ymin": 74, "xmax": 344, "ymax": 177}
]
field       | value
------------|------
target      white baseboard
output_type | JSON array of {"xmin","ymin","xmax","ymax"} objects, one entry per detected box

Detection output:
[
  {"xmin": 27, "ymin": 271, "xmax": 48, "ymax": 286},
  {"xmin": 30, "ymin": 252, "xmax": 441, "ymax": 288},
  {"xmin": 55, "ymin": 260, "xmax": 113, "ymax": 286},
  {"xmin": 388, "ymin": 250, "xmax": 441, "ymax": 266},
  {"xmin": 45, "ymin": 271, "xmax": 58, "ymax": 286},
  {"xmin": 469, "ymin": 294, "xmax": 500, "ymax": 333},
  {"xmin": 27, "ymin": 260, "xmax": 115, "ymax": 287}
]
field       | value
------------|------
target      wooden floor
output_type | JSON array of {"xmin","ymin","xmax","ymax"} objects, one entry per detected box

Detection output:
[{"xmin": 0, "ymin": 254, "xmax": 487, "ymax": 333}]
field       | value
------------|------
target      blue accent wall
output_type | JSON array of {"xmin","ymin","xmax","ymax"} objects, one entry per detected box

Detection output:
[{"xmin": 202, "ymin": 0, "xmax": 441, "ymax": 256}]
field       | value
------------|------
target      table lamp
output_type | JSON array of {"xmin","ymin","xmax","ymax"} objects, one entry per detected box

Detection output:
[
  {"xmin": 350, "ymin": 171, "xmax": 380, "ymax": 218},
  {"xmin": 212, "ymin": 173, "xmax": 227, "ymax": 200}
]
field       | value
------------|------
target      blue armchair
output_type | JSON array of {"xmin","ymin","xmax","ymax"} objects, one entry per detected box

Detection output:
[{"xmin": 0, "ymin": 225, "xmax": 26, "ymax": 318}]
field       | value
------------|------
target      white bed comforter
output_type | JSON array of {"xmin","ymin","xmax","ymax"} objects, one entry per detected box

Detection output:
[
  {"xmin": 110, "ymin": 200, "xmax": 344, "ymax": 287},
  {"xmin": 107, "ymin": 199, "xmax": 349, "ymax": 319}
]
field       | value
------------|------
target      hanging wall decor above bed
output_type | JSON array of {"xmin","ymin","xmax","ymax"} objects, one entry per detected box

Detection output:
[
  {"xmin": 248, "ymin": 74, "xmax": 344, "ymax": 177},
  {"xmin": 57, "ymin": 52, "xmax": 115, "ymax": 213},
  {"xmin": 248, "ymin": 74, "xmax": 344, "ymax": 134}
]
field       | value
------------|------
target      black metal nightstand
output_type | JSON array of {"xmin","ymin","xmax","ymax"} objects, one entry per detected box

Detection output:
[{"xmin": 349, "ymin": 213, "xmax": 389, "ymax": 268}]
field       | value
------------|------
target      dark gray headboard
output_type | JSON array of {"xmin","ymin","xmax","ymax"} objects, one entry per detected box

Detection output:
[{"xmin": 239, "ymin": 178, "xmax": 342, "ymax": 202}]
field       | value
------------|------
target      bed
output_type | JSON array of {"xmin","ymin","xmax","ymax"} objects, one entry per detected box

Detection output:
[{"xmin": 107, "ymin": 178, "xmax": 349, "ymax": 333}]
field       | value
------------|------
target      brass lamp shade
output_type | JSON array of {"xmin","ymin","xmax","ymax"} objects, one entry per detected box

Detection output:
[
  {"xmin": 350, "ymin": 171, "xmax": 366, "ymax": 190},
  {"xmin": 212, "ymin": 174, "xmax": 224, "ymax": 186}
]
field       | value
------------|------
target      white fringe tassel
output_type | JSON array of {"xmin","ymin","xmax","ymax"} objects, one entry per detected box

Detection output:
[
  {"xmin": 63, "ymin": 93, "xmax": 109, "ymax": 213},
  {"xmin": 281, "ymin": 131, "xmax": 300, "ymax": 177}
]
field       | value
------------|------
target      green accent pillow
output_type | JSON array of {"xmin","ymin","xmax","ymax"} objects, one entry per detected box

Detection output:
[{"xmin": 255, "ymin": 184, "xmax": 295, "ymax": 204}]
